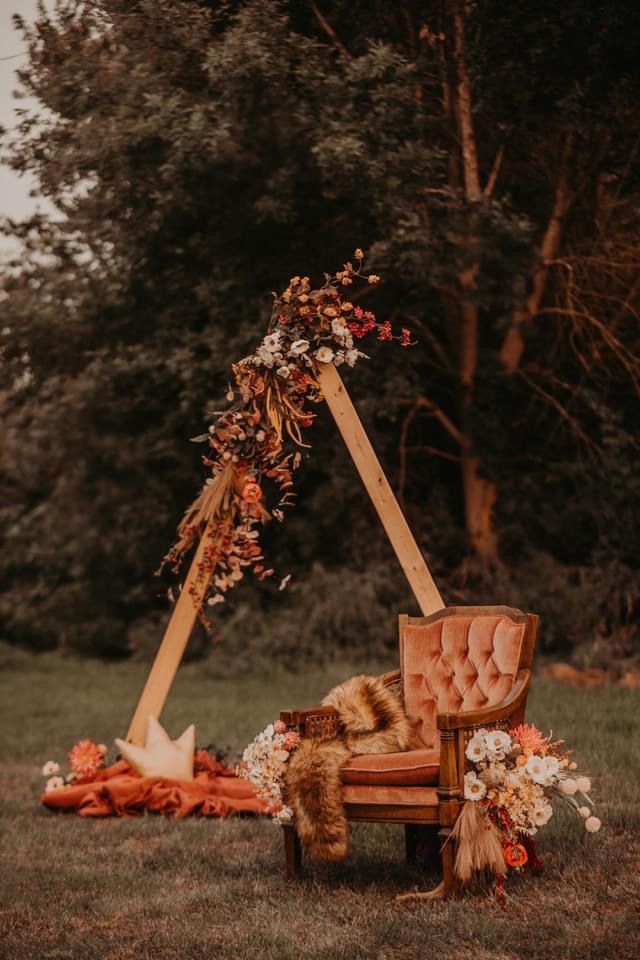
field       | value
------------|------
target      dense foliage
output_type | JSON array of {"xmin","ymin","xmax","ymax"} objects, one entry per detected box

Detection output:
[{"xmin": 1, "ymin": 0, "xmax": 639, "ymax": 663}]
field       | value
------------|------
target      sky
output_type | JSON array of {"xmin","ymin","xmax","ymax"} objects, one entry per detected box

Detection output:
[{"xmin": 0, "ymin": 0, "xmax": 54, "ymax": 222}]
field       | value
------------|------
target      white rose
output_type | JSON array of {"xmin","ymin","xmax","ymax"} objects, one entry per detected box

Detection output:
[
  {"xmin": 289, "ymin": 339, "xmax": 310, "ymax": 355},
  {"xmin": 41, "ymin": 761, "xmax": 60, "ymax": 777},
  {"xmin": 585, "ymin": 816, "xmax": 601, "ymax": 833},
  {"xmin": 315, "ymin": 346, "xmax": 335, "ymax": 364}
]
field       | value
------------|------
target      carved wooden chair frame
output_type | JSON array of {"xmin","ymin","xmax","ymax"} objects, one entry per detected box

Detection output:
[{"xmin": 280, "ymin": 605, "xmax": 538, "ymax": 895}]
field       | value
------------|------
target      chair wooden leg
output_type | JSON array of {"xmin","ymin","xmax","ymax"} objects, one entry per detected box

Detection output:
[
  {"xmin": 438, "ymin": 826, "xmax": 457, "ymax": 898},
  {"xmin": 405, "ymin": 824, "xmax": 419, "ymax": 865},
  {"xmin": 283, "ymin": 824, "xmax": 302, "ymax": 880}
]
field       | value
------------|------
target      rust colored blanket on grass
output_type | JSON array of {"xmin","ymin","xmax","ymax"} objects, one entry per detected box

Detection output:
[{"xmin": 41, "ymin": 757, "xmax": 266, "ymax": 818}]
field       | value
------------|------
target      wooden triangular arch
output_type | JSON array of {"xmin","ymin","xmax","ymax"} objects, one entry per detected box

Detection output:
[{"xmin": 126, "ymin": 363, "xmax": 443, "ymax": 743}]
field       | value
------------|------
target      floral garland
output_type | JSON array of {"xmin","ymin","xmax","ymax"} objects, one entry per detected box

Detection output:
[
  {"xmin": 238, "ymin": 721, "xmax": 301, "ymax": 824},
  {"xmin": 163, "ymin": 251, "xmax": 410, "ymax": 621},
  {"xmin": 460, "ymin": 723, "xmax": 600, "ymax": 895}
]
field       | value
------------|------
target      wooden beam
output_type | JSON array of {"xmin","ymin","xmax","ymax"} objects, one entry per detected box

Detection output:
[
  {"xmin": 125, "ymin": 524, "xmax": 214, "ymax": 744},
  {"xmin": 125, "ymin": 363, "xmax": 443, "ymax": 740},
  {"xmin": 316, "ymin": 363, "xmax": 443, "ymax": 615}
]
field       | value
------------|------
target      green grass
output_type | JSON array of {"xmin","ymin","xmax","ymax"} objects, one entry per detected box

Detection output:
[{"xmin": 1, "ymin": 643, "xmax": 639, "ymax": 960}]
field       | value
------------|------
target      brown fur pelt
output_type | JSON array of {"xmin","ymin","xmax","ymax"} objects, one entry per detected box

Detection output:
[{"xmin": 284, "ymin": 674, "xmax": 412, "ymax": 863}]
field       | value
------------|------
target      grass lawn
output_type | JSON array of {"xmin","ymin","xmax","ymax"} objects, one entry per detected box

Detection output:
[{"xmin": 1, "ymin": 642, "xmax": 639, "ymax": 960}]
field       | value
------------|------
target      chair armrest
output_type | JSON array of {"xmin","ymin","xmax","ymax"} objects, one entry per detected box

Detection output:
[
  {"xmin": 280, "ymin": 668, "xmax": 401, "ymax": 737},
  {"xmin": 436, "ymin": 670, "xmax": 531, "ymax": 732}
]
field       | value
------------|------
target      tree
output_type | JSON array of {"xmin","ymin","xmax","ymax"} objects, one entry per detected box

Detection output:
[{"xmin": 1, "ymin": 0, "xmax": 638, "ymax": 656}]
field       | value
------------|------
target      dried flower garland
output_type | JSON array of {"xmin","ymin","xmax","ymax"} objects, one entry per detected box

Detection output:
[{"xmin": 163, "ymin": 252, "xmax": 410, "ymax": 622}]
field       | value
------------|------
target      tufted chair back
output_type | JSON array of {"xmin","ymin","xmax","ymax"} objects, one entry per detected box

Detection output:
[{"xmin": 400, "ymin": 607, "xmax": 535, "ymax": 750}]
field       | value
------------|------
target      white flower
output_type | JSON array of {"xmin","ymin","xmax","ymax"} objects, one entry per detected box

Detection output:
[
  {"xmin": 345, "ymin": 349, "xmax": 359, "ymax": 367},
  {"xmin": 542, "ymin": 755, "xmax": 560, "ymax": 782},
  {"xmin": 585, "ymin": 816, "xmax": 601, "ymax": 833},
  {"xmin": 262, "ymin": 332, "xmax": 282, "ymax": 352},
  {"xmin": 289, "ymin": 339, "xmax": 310, "ymax": 355},
  {"xmin": 576, "ymin": 776, "xmax": 591, "ymax": 794},
  {"xmin": 333, "ymin": 352, "xmax": 345, "ymax": 366},
  {"xmin": 465, "ymin": 734, "xmax": 487, "ymax": 763},
  {"xmin": 256, "ymin": 430, "xmax": 266, "ymax": 442},
  {"xmin": 526, "ymin": 755, "xmax": 548, "ymax": 784},
  {"xmin": 579, "ymin": 806, "xmax": 591, "ymax": 818},
  {"xmin": 481, "ymin": 761, "xmax": 506, "ymax": 787},
  {"xmin": 484, "ymin": 730, "xmax": 512, "ymax": 760},
  {"xmin": 464, "ymin": 771, "xmax": 487, "ymax": 801},
  {"xmin": 331, "ymin": 317, "xmax": 350, "ymax": 340},
  {"xmin": 41, "ymin": 761, "xmax": 60, "ymax": 777},
  {"xmin": 532, "ymin": 801, "xmax": 553, "ymax": 827},
  {"xmin": 315, "ymin": 346, "xmax": 335, "ymax": 364},
  {"xmin": 559, "ymin": 777, "xmax": 578, "ymax": 795},
  {"xmin": 257, "ymin": 345, "xmax": 276, "ymax": 367},
  {"xmin": 45, "ymin": 776, "xmax": 65, "ymax": 793},
  {"xmin": 276, "ymin": 365, "xmax": 291, "ymax": 379}
]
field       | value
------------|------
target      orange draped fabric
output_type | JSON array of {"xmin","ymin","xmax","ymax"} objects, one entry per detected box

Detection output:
[{"xmin": 41, "ymin": 756, "xmax": 266, "ymax": 818}]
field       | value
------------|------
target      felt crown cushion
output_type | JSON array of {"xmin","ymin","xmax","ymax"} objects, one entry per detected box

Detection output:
[
  {"xmin": 402, "ymin": 614, "xmax": 526, "ymax": 749},
  {"xmin": 115, "ymin": 716, "xmax": 195, "ymax": 781}
]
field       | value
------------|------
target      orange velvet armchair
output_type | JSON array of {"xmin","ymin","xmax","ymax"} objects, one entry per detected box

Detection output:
[{"xmin": 280, "ymin": 605, "xmax": 538, "ymax": 894}]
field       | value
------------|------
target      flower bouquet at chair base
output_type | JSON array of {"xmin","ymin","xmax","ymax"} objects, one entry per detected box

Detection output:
[
  {"xmin": 238, "ymin": 721, "xmax": 301, "ymax": 824},
  {"xmin": 450, "ymin": 723, "xmax": 599, "ymax": 899}
]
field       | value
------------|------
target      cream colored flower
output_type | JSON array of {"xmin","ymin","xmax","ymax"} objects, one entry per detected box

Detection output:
[
  {"xmin": 315, "ymin": 346, "xmax": 335, "ymax": 364},
  {"xmin": 485, "ymin": 730, "xmax": 512, "ymax": 760},
  {"xmin": 579, "ymin": 806, "xmax": 591, "ymax": 818},
  {"xmin": 263, "ymin": 332, "xmax": 282, "ymax": 352},
  {"xmin": 345, "ymin": 349, "xmax": 359, "ymax": 367},
  {"xmin": 585, "ymin": 816, "xmax": 601, "ymax": 833},
  {"xmin": 532, "ymin": 801, "xmax": 553, "ymax": 827},
  {"xmin": 559, "ymin": 777, "xmax": 578, "ymax": 795},
  {"xmin": 276, "ymin": 365, "xmax": 291, "ymax": 379},
  {"xmin": 289, "ymin": 339, "xmax": 310, "ymax": 355},
  {"xmin": 257, "ymin": 346, "xmax": 276, "ymax": 367},
  {"xmin": 323, "ymin": 306, "xmax": 339, "ymax": 318},
  {"xmin": 525, "ymin": 755, "xmax": 548, "ymax": 784},
  {"xmin": 465, "ymin": 733, "xmax": 487, "ymax": 763},
  {"xmin": 331, "ymin": 317, "xmax": 350, "ymax": 339},
  {"xmin": 341, "ymin": 301, "xmax": 353, "ymax": 312},
  {"xmin": 45, "ymin": 776, "xmax": 65, "ymax": 793},
  {"xmin": 576, "ymin": 776, "xmax": 591, "ymax": 794},
  {"xmin": 354, "ymin": 248, "xmax": 364, "ymax": 259},
  {"xmin": 464, "ymin": 771, "xmax": 487, "ymax": 801},
  {"xmin": 41, "ymin": 761, "xmax": 60, "ymax": 777},
  {"xmin": 368, "ymin": 274, "xmax": 380, "ymax": 284},
  {"xmin": 542, "ymin": 755, "xmax": 560, "ymax": 781}
]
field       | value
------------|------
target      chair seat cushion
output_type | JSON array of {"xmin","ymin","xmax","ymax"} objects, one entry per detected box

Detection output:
[
  {"xmin": 341, "ymin": 748, "xmax": 439, "ymax": 786},
  {"xmin": 342, "ymin": 784, "xmax": 440, "ymax": 806}
]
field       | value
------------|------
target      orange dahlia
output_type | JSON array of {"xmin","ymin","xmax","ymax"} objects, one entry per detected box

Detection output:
[
  {"xmin": 510, "ymin": 723, "xmax": 549, "ymax": 755},
  {"xmin": 68, "ymin": 739, "xmax": 104, "ymax": 780}
]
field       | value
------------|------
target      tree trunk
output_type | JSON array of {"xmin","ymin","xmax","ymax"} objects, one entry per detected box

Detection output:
[{"xmin": 452, "ymin": 2, "xmax": 498, "ymax": 564}]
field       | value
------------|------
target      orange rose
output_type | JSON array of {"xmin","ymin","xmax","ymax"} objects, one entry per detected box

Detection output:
[{"xmin": 503, "ymin": 842, "xmax": 528, "ymax": 869}]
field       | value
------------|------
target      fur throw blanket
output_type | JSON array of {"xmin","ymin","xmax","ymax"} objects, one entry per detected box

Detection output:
[{"xmin": 284, "ymin": 674, "xmax": 412, "ymax": 862}]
